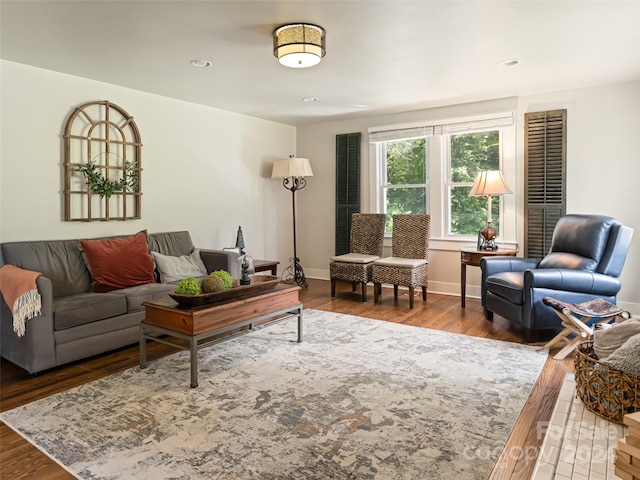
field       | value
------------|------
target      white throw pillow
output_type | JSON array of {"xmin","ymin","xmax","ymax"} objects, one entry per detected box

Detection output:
[{"xmin": 151, "ymin": 249, "xmax": 208, "ymax": 283}]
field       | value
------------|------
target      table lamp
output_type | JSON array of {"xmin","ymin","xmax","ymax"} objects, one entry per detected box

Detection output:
[{"xmin": 469, "ymin": 170, "xmax": 512, "ymax": 250}]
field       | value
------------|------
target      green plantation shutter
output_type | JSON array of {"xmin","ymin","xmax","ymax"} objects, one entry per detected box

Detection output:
[
  {"xmin": 335, "ymin": 132, "xmax": 361, "ymax": 255},
  {"xmin": 524, "ymin": 109, "xmax": 567, "ymax": 259}
]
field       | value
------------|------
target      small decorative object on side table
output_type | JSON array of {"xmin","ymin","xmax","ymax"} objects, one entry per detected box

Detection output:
[{"xmin": 460, "ymin": 246, "xmax": 518, "ymax": 308}]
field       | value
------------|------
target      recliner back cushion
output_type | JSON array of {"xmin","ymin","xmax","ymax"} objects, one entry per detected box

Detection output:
[
  {"xmin": 537, "ymin": 252, "xmax": 598, "ymax": 271},
  {"xmin": 538, "ymin": 214, "xmax": 618, "ymax": 272},
  {"xmin": 1, "ymin": 240, "xmax": 90, "ymax": 298}
]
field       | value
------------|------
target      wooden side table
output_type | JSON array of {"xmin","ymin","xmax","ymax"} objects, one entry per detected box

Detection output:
[
  {"xmin": 460, "ymin": 246, "xmax": 518, "ymax": 308},
  {"xmin": 254, "ymin": 259, "xmax": 279, "ymax": 275}
]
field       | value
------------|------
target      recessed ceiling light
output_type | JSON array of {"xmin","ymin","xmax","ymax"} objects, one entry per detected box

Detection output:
[
  {"xmin": 351, "ymin": 104, "xmax": 368, "ymax": 108},
  {"xmin": 302, "ymin": 97, "xmax": 319, "ymax": 102},
  {"xmin": 498, "ymin": 59, "xmax": 519, "ymax": 67},
  {"xmin": 190, "ymin": 59, "xmax": 212, "ymax": 68}
]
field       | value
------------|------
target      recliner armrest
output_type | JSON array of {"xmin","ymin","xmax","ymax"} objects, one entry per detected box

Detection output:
[
  {"xmin": 480, "ymin": 257, "xmax": 539, "ymax": 306},
  {"xmin": 481, "ymin": 257, "xmax": 539, "ymax": 277},
  {"xmin": 524, "ymin": 269, "xmax": 621, "ymax": 296}
]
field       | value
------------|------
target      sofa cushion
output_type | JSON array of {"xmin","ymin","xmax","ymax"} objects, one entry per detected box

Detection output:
[
  {"xmin": 78, "ymin": 231, "xmax": 156, "ymax": 293},
  {"xmin": 53, "ymin": 293, "xmax": 127, "ymax": 330},
  {"xmin": 1, "ymin": 239, "xmax": 91, "ymax": 298},
  {"xmin": 148, "ymin": 231, "xmax": 195, "ymax": 257},
  {"xmin": 151, "ymin": 249, "xmax": 208, "ymax": 283},
  {"xmin": 112, "ymin": 283, "xmax": 178, "ymax": 312}
]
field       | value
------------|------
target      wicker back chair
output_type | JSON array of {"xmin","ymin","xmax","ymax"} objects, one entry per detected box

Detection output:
[
  {"xmin": 372, "ymin": 214, "xmax": 430, "ymax": 309},
  {"xmin": 330, "ymin": 213, "xmax": 386, "ymax": 302}
]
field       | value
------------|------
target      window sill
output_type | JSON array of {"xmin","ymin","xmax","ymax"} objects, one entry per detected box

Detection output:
[{"xmin": 383, "ymin": 236, "xmax": 518, "ymax": 252}]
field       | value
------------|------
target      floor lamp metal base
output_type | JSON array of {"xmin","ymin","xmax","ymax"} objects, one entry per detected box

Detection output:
[{"xmin": 281, "ymin": 257, "xmax": 308, "ymax": 288}]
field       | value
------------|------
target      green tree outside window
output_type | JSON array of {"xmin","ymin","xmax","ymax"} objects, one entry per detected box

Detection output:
[
  {"xmin": 449, "ymin": 131, "xmax": 501, "ymax": 236},
  {"xmin": 383, "ymin": 138, "xmax": 428, "ymax": 232}
]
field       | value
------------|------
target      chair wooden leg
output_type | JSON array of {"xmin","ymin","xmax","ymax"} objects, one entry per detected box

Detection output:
[
  {"xmin": 409, "ymin": 286, "xmax": 415, "ymax": 309},
  {"xmin": 351, "ymin": 281, "xmax": 357, "ymax": 292},
  {"xmin": 484, "ymin": 308, "xmax": 494, "ymax": 321},
  {"xmin": 374, "ymin": 282, "xmax": 380, "ymax": 303},
  {"xmin": 331, "ymin": 279, "xmax": 336, "ymax": 298},
  {"xmin": 393, "ymin": 284, "xmax": 398, "ymax": 299},
  {"xmin": 361, "ymin": 283, "xmax": 367, "ymax": 302},
  {"xmin": 422, "ymin": 286, "xmax": 427, "ymax": 301}
]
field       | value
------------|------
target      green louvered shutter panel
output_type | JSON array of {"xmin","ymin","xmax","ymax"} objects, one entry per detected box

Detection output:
[
  {"xmin": 335, "ymin": 132, "xmax": 361, "ymax": 255},
  {"xmin": 524, "ymin": 110, "xmax": 567, "ymax": 259}
]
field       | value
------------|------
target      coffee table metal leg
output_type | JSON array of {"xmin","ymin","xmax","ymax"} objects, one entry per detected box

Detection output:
[
  {"xmin": 297, "ymin": 307, "xmax": 303, "ymax": 343},
  {"xmin": 190, "ymin": 338, "xmax": 198, "ymax": 388},
  {"xmin": 139, "ymin": 327, "xmax": 147, "ymax": 369}
]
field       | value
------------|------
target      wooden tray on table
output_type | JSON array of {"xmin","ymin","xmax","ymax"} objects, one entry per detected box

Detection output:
[{"xmin": 169, "ymin": 275, "xmax": 281, "ymax": 307}]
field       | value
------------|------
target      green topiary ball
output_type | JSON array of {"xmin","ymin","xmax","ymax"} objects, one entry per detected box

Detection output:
[
  {"xmin": 202, "ymin": 275, "xmax": 225, "ymax": 293},
  {"xmin": 209, "ymin": 270, "xmax": 233, "ymax": 289},
  {"xmin": 175, "ymin": 277, "xmax": 201, "ymax": 295}
]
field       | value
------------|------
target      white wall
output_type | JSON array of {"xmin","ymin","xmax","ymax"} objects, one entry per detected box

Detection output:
[
  {"xmin": 297, "ymin": 81, "xmax": 640, "ymax": 314},
  {"xmin": 2, "ymin": 62, "xmax": 638, "ymax": 313},
  {"xmin": 0, "ymin": 60, "xmax": 296, "ymax": 266}
]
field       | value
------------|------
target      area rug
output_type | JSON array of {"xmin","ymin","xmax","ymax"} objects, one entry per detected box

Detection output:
[{"xmin": 1, "ymin": 309, "xmax": 548, "ymax": 480}]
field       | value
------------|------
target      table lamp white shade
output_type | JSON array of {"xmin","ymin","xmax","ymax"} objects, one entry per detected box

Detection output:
[
  {"xmin": 271, "ymin": 157, "xmax": 314, "ymax": 178},
  {"xmin": 468, "ymin": 170, "xmax": 512, "ymax": 197},
  {"xmin": 469, "ymin": 170, "xmax": 512, "ymax": 226}
]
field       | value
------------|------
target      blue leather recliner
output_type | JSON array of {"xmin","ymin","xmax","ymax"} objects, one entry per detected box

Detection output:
[{"xmin": 480, "ymin": 214, "xmax": 634, "ymax": 332}]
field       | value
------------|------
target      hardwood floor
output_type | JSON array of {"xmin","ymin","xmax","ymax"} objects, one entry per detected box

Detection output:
[{"xmin": 0, "ymin": 278, "xmax": 573, "ymax": 479}]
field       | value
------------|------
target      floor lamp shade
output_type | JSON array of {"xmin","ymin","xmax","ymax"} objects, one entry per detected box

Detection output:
[{"xmin": 271, "ymin": 157, "xmax": 314, "ymax": 179}]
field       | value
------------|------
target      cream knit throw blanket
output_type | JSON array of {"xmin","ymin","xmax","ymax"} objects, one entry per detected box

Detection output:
[{"xmin": 0, "ymin": 265, "xmax": 42, "ymax": 336}]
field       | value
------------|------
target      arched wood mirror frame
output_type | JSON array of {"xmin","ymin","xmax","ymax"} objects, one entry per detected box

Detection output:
[{"xmin": 63, "ymin": 100, "xmax": 142, "ymax": 221}]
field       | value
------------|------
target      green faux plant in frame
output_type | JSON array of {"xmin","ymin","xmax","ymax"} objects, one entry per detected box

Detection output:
[{"xmin": 75, "ymin": 161, "xmax": 139, "ymax": 198}]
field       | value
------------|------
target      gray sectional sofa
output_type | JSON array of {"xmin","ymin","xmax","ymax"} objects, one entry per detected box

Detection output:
[{"xmin": 0, "ymin": 231, "xmax": 239, "ymax": 374}]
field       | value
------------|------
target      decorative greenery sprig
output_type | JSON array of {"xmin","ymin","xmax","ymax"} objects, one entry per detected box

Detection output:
[{"xmin": 75, "ymin": 161, "xmax": 139, "ymax": 198}]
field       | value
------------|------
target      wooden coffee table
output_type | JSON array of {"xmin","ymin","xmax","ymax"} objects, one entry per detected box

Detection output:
[{"xmin": 139, "ymin": 284, "xmax": 302, "ymax": 387}]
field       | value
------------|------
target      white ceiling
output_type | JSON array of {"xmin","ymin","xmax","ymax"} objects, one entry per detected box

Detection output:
[{"xmin": 2, "ymin": 1, "xmax": 639, "ymax": 126}]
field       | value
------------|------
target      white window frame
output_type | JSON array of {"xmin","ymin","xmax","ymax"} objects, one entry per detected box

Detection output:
[
  {"xmin": 368, "ymin": 112, "xmax": 517, "ymax": 252},
  {"xmin": 375, "ymin": 138, "xmax": 430, "ymax": 232},
  {"xmin": 444, "ymin": 128, "xmax": 504, "ymax": 239}
]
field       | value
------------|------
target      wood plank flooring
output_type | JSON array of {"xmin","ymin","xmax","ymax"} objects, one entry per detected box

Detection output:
[{"xmin": 0, "ymin": 278, "xmax": 573, "ymax": 479}]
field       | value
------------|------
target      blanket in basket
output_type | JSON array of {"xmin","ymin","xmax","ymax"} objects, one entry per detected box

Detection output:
[{"xmin": 0, "ymin": 265, "xmax": 42, "ymax": 336}]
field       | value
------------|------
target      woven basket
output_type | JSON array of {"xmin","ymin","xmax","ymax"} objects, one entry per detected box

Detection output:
[{"xmin": 574, "ymin": 340, "xmax": 640, "ymax": 424}]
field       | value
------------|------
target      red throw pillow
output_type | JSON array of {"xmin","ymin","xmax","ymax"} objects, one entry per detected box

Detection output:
[{"xmin": 78, "ymin": 231, "xmax": 155, "ymax": 293}]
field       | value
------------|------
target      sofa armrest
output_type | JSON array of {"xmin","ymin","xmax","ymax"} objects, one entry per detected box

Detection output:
[
  {"xmin": 0, "ymin": 275, "xmax": 57, "ymax": 374},
  {"xmin": 524, "ymin": 269, "xmax": 621, "ymax": 296},
  {"xmin": 199, "ymin": 249, "xmax": 240, "ymax": 278}
]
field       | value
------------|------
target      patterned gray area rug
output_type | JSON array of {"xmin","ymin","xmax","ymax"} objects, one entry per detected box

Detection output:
[{"xmin": 1, "ymin": 309, "xmax": 547, "ymax": 480}]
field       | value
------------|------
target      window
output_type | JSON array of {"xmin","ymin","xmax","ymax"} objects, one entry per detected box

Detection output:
[
  {"xmin": 447, "ymin": 130, "xmax": 501, "ymax": 236},
  {"xmin": 379, "ymin": 137, "xmax": 428, "ymax": 232},
  {"xmin": 369, "ymin": 112, "xmax": 516, "ymax": 248}
]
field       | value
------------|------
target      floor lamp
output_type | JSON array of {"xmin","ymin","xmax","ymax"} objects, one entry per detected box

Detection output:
[{"xmin": 271, "ymin": 156, "xmax": 314, "ymax": 287}]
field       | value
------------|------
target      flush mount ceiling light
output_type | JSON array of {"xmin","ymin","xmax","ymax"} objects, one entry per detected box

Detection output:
[{"xmin": 273, "ymin": 23, "xmax": 326, "ymax": 68}]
